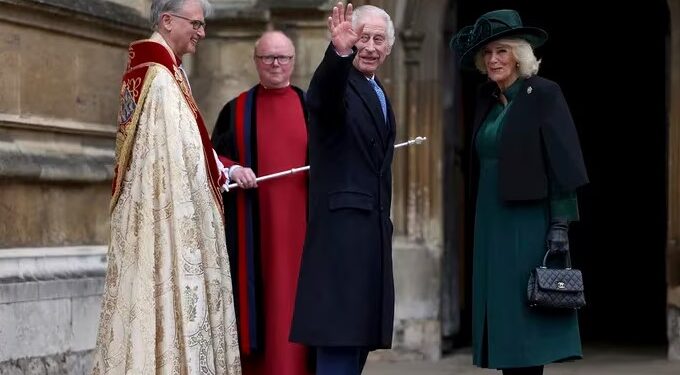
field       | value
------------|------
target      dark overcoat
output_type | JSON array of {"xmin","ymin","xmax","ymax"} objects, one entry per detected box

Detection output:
[{"xmin": 289, "ymin": 44, "xmax": 396, "ymax": 349}]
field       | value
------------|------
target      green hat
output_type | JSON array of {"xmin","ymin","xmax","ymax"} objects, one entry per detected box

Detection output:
[{"xmin": 450, "ymin": 9, "xmax": 548, "ymax": 70}]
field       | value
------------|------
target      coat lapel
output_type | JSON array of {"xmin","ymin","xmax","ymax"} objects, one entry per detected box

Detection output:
[
  {"xmin": 381, "ymin": 98, "xmax": 396, "ymax": 172},
  {"xmin": 499, "ymin": 77, "xmax": 532, "ymax": 128},
  {"xmin": 349, "ymin": 68, "xmax": 388, "ymax": 145},
  {"xmin": 471, "ymin": 81, "xmax": 498, "ymax": 144}
]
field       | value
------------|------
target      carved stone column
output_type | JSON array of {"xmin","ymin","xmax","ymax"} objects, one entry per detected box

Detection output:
[
  {"xmin": 385, "ymin": 27, "xmax": 442, "ymax": 362},
  {"xmin": 401, "ymin": 29, "xmax": 426, "ymax": 241}
]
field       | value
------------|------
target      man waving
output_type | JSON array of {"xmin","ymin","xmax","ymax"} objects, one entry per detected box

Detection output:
[{"xmin": 290, "ymin": 3, "xmax": 398, "ymax": 375}]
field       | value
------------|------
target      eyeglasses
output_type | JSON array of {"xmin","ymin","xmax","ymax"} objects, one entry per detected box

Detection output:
[
  {"xmin": 256, "ymin": 55, "xmax": 294, "ymax": 65},
  {"xmin": 168, "ymin": 13, "xmax": 206, "ymax": 31}
]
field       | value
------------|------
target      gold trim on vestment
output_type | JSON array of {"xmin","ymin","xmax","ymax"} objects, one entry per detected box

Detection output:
[{"xmin": 110, "ymin": 66, "xmax": 158, "ymax": 213}]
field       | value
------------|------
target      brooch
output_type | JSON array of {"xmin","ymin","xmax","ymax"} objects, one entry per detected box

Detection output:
[{"xmin": 527, "ymin": 86, "xmax": 533, "ymax": 94}]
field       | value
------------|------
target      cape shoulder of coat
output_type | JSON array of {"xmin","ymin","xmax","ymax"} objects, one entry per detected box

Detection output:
[{"xmin": 472, "ymin": 76, "xmax": 589, "ymax": 201}]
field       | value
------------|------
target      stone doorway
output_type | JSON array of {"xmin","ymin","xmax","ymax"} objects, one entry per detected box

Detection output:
[{"xmin": 443, "ymin": 0, "xmax": 671, "ymax": 348}]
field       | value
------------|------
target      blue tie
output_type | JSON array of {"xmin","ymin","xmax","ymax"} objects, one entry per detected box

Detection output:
[{"xmin": 369, "ymin": 78, "xmax": 387, "ymax": 123}]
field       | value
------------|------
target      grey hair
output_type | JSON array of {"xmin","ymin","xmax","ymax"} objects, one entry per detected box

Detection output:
[
  {"xmin": 150, "ymin": 0, "xmax": 213, "ymax": 29},
  {"xmin": 474, "ymin": 38, "xmax": 541, "ymax": 78},
  {"xmin": 351, "ymin": 5, "xmax": 395, "ymax": 49}
]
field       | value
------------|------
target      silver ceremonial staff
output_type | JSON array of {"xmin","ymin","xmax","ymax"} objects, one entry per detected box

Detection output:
[{"xmin": 226, "ymin": 136, "xmax": 427, "ymax": 191}]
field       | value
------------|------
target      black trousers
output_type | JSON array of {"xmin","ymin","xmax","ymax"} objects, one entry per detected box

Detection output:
[
  {"xmin": 316, "ymin": 347, "xmax": 369, "ymax": 375},
  {"xmin": 501, "ymin": 366, "xmax": 544, "ymax": 375}
]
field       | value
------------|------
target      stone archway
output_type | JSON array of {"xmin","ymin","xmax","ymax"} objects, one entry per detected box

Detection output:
[{"xmin": 444, "ymin": 0, "xmax": 677, "ymax": 360}]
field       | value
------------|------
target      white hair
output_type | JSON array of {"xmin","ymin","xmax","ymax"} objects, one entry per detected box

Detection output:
[
  {"xmin": 474, "ymin": 38, "xmax": 541, "ymax": 78},
  {"xmin": 351, "ymin": 5, "xmax": 395, "ymax": 49},
  {"xmin": 150, "ymin": 0, "xmax": 213, "ymax": 29}
]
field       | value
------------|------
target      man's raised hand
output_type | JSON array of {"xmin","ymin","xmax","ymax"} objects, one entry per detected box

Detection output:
[{"xmin": 327, "ymin": 2, "xmax": 364, "ymax": 55}]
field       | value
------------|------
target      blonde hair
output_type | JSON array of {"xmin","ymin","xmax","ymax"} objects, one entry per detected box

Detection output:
[{"xmin": 474, "ymin": 38, "xmax": 541, "ymax": 78}]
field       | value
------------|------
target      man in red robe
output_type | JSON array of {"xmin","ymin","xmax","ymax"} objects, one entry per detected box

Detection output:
[{"xmin": 211, "ymin": 31, "xmax": 311, "ymax": 375}]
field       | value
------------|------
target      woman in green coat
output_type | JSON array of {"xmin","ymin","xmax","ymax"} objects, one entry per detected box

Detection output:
[{"xmin": 451, "ymin": 10, "xmax": 589, "ymax": 375}]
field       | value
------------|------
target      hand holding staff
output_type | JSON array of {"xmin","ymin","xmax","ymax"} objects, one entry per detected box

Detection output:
[{"xmin": 226, "ymin": 136, "xmax": 427, "ymax": 191}]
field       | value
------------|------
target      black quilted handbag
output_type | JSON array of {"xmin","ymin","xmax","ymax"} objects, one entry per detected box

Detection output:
[{"xmin": 527, "ymin": 248, "xmax": 585, "ymax": 309}]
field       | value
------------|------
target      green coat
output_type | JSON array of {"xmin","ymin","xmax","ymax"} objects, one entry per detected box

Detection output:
[{"xmin": 472, "ymin": 79, "xmax": 582, "ymax": 369}]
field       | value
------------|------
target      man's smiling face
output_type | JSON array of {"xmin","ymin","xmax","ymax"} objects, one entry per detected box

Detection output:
[
  {"xmin": 164, "ymin": 0, "xmax": 206, "ymax": 57},
  {"xmin": 353, "ymin": 14, "xmax": 391, "ymax": 77}
]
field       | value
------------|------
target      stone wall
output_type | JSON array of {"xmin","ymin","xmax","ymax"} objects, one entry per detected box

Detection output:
[
  {"xmin": 0, "ymin": 351, "xmax": 94, "ymax": 375},
  {"xmin": 108, "ymin": 0, "xmax": 148, "ymax": 15},
  {"xmin": 0, "ymin": 1, "xmax": 145, "ymax": 372},
  {"xmin": 0, "ymin": 0, "xmax": 148, "ymax": 248},
  {"xmin": 0, "ymin": 246, "xmax": 106, "ymax": 374},
  {"xmin": 671, "ymin": 306, "xmax": 680, "ymax": 361}
]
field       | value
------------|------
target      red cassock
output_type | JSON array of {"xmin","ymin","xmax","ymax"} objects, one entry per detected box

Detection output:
[{"xmin": 212, "ymin": 85, "xmax": 312, "ymax": 375}]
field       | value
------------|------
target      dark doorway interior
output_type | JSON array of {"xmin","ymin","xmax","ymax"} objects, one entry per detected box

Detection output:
[{"xmin": 448, "ymin": 0, "xmax": 670, "ymax": 347}]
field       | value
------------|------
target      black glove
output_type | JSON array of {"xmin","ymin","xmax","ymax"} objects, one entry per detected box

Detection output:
[{"xmin": 546, "ymin": 220, "xmax": 569, "ymax": 253}]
